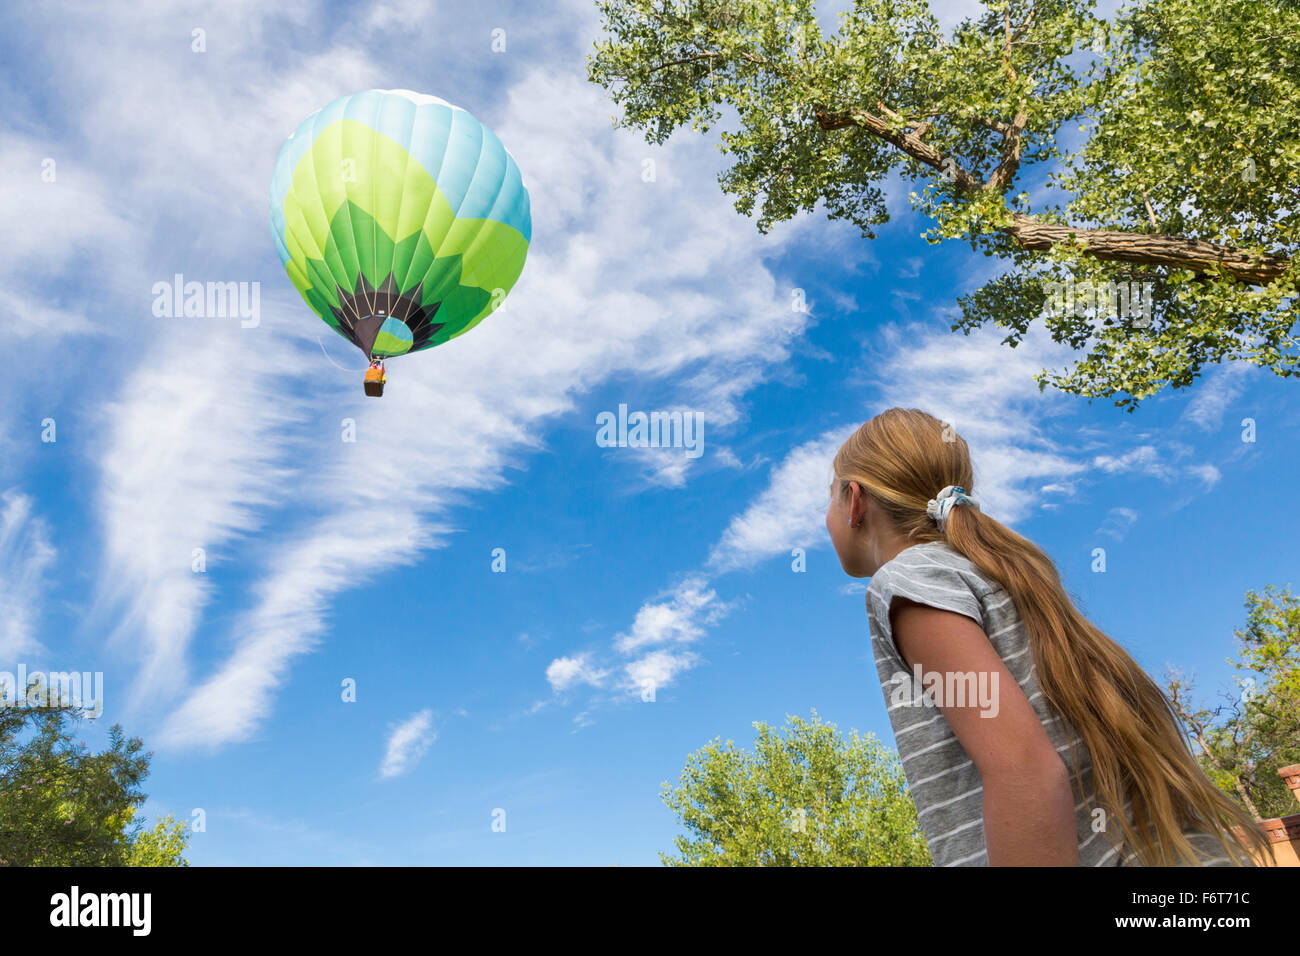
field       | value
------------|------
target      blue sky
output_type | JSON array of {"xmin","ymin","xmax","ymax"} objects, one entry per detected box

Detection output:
[{"xmin": 1, "ymin": 0, "xmax": 1296, "ymax": 865}]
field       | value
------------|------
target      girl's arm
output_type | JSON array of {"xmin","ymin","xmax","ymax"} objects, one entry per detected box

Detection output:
[{"xmin": 892, "ymin": 598, "xmax": 1080, "ymax": 866}]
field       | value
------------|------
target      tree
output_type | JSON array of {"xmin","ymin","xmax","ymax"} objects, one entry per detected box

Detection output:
[
  {"xmin": 588, "ymin": 0, "xmax": 1299, "ymax": 409},
  {"xmin": 1165, "ymin": 585, "xmax": 1300, "ymax": 821},
  {"xmin": 127, "ymin": 815, "xmax": 191, "ymax": 867},
  {"xmin": 659, "ymin": 711, "xmax": 931, "ymax": 865},
  {"xmin": 0, "ymin": 705, "xmax": 190, "ymax": 867}
]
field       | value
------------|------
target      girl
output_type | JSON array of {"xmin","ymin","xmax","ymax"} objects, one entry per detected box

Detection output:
[{"xmin": 826, "ymin": 407, "xmax": 1271, "ymax": 866}]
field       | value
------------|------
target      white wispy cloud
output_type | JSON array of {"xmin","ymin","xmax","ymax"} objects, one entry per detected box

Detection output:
[
  {"xmin": 1090, "ymin": 444, "xmax": 1221, "ymax": 491},
  {"xmin": 0, "ymin": 490, "xmax": 56, "ymax": 657},
  {"xmin": 97, "ymin": 328, "xmax": 306, "ymax": 708},
  {"xmin": 613, "ymin": 577, "xmax": 726, "ymax": 653},
  {"xmin": 1092, "ymin": 444, "xmax": 1167, "ymax": 478},
  {"xmin": 1180, "ymin": 363, "xmax": 1254, "ymax": 431},
  {"xmin": 0, "ymin": 137, "xmax": 139, "ymax": 333},
  {"xmin": 0, "ymin": 133, "xmax": 145, "ymax": 470},
  {"xmin": 544, "ymin": 577, "xmax": 730, "ymax": 702},
  {"xmin": 623, "ymin": 649, "xmax": 700, "ymax": 696},
  {"xmin": 379, "ymin": 708, "xmax": 435, "ymax": 779},
  {"xmin": 708, "ymin": 432, "xmax": 843, "ymax": 572},
  {"xmin": 546, "ymin": 654, "xmax": 609, "ymax": 693},
  {"xmin": 1039, "ymin": 482, "xmax": 1077, "ymax": 496},
  {"xmin": 1096, "ymin": 506, "xmax": 1139, "ymax": 540},
  {"xmin": 160, "ymin": 510, "xmax": 435, "ymax": 749}
]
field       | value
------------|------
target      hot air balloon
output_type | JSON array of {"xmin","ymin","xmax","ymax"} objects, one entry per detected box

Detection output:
[{"xmin": 269, "ymin": 89, "xmax": 531, "ymax": 396}]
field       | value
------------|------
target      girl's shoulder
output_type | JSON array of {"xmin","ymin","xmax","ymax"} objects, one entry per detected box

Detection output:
[{"xmin": 865, "ymin": 540, "xmax": 993, "ymax": 631}]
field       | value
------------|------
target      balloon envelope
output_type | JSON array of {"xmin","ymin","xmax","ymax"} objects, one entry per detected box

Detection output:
[{"xmin": 269, "ymin": 89, "xmax": 531, "ymax": 359}]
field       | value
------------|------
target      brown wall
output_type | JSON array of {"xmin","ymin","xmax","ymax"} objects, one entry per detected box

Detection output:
[{"xmin": 1238, "ymin": 765, "xmax": 1300, "ymax": 867}]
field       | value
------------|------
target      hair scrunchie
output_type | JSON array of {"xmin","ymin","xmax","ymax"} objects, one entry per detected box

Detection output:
[{"xmin": 926, "ymin": 485, "xmax": 979, "ymax": 533}]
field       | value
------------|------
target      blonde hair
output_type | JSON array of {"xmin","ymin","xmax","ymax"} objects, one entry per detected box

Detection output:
[{"xmin": 834, "ymin": 407, "xmax": 1271, "ymax": 867}]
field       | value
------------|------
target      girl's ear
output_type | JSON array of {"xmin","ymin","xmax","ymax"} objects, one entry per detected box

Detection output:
[{"xmin": 848, "ymin": 481, "xmax": 866, "ymax": 526}]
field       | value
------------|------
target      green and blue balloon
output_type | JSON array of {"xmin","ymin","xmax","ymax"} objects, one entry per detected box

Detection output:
[{"xmin": 269, "ymin": 89, "xmax": 530, "ymax": 367}]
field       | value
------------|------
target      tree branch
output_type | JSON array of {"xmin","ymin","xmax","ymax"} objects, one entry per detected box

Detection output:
[
  {"xmin": 646, "ymin": 49, "xmax": 769, "ymax": 75},
  {"xmin": 985, "ymin": 108, "xmax": 1029, "ymax": 192},
  {"xmin": 813, "ymin": 106, "xmax": 1290, "ymax": 284},
  {"xmin": 646, "ymin": 51, "xmax": 722, "ymax": 74},
  {"xmin": 1006, "ymin": 214, "xmax": 1290, "ymax": 284},
  {"xmin": 815, "ymin": 105, "xmax": 984, "ymax": 192},
  {"xmin": 1141, "ymin": 190, "xmax": 1159, "ymax": 230},
  {"xmin": 1185, "ymin": 706, "xmax": 1262, "ymax": 820},
  {"xmin": 1010, "ymin": 2, "xmax": 1038, "ymax": 45}
]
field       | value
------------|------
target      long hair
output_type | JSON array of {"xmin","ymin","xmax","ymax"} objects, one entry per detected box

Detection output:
[{"xmin": 833, "ymin": 407, "xmax": 1271, "ymax": 867}]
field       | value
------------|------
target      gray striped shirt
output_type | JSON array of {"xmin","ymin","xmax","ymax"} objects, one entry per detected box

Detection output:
[{"xmin": 866, "ymin": 540, "xmax": 1235, "ymax": 866}]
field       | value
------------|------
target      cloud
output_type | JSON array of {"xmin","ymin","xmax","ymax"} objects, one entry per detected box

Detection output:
[
  {"xmin": 160, "ymin": 510, "xmax": 437, "ymax": 749},
  {"xmin": 0, "ymin": 490, "xmax": 56, "ymax": 657},
  {"xmin": 0, "ymin": 136, "xmax": 139, "ymax": 309},
  {"xmin": 615, "ymin": 438, "xmax": 716, "ymax": 489},
  {"xmin": 362, "ymin": 0, "xmax": 438, "ymax": 34},
  {"xmin": 708, "ymin": 432, "xmax": 843, "ymax": 572},
  {"xmin": 1090, "ymin": 445, "xmax": 1219, "ymax": 490},
  {"xmin": 1039, "ymin": 482, "xmax": 1077, "ymax": 496},
  {"xmin": 1092, "ymin": 445, "xmax": 1167, "ymax": 478},
  {"xmin": 94, "ymin": 325, "xmax": 306, "ymax": 708},
  {"xmin": 1095, "ymin": 506, "xmax": 1139, "ymax": 540},
  {"xmin": 1180, "ymin": 363, "xmax": 1254, "ymax": 431},
  {"xmin": 613, "ymin": 577, "xmax": 727, "ymax": 653},
  {"xmin": 623, "ymin": 649, "xmax": 700, "ymax": 696},
  {"xmin": 543, "ymin": 577, "xmax": 730, "ymax": 704},
  {"xmin": 899, "ymin": 257, "xmax": 924, "ymax": 279},
  {"xmin": 546, "ymin": 654, "xmax": 609, "ymax": 693},
  {"xmin": 379, "ymin": 708, "xmax": 435, "ymax": 779}
]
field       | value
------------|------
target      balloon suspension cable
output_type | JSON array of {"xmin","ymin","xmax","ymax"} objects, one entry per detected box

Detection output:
[{"xmin": 317, "ymin": 334, "xmax": 367, "ymax": 373}]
